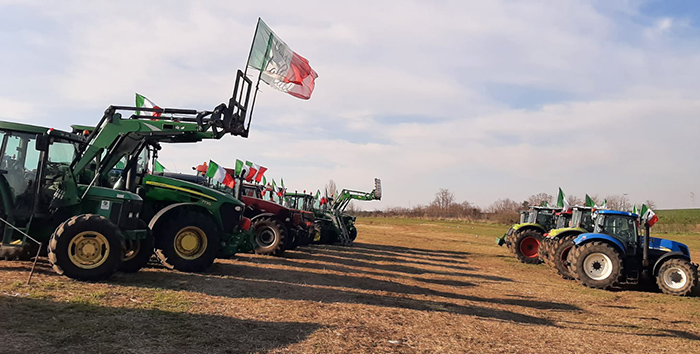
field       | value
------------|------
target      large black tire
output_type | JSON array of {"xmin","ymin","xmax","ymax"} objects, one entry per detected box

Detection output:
[
  {"xmin": 540, "ymin": 236, "xmax": 556, "ymax": 266},
  {"xmin": 570, "ymin": 241, "xmax": 623, "ymax": 289},
  {"xmin": 513, "ymin": 230, "xmax": 543, "ymax": 264},
  {"xmin": 550, "ymin": 234, "xmax": 578, "ymax": 279},
  {"xmin": 253, "ymin": 217, "xmax": 286, "ymax": 256},
  {"xmin": 656, "ymin": 259, "xmax": 698, "ymax": 296},
  {"xmin": 348, "ymin": 225, "xmax": 358, "ymax": 242},
  {"xmin": 119, "ymin": 232, "xmax": 155, "ymax": 273},
  {"xmin": 155, "ymin": 210, "xmax": 220, "ymax": 272},
  {"xmin": 48, "ymin": 214, "xmax": 124, "ymax": 281}
]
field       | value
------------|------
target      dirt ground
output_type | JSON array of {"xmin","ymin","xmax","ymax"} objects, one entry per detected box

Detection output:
[{"xmin": 1, "ymin": 218, "xmax": 699, "ymax": 353}]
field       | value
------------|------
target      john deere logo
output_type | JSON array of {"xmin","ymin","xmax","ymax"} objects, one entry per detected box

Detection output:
[{"xmin": 101, "ymin": 200, "xmax": 111, "ymax": 210}]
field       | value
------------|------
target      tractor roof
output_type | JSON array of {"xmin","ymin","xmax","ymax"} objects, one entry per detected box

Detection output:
[
  {"xmin": 0, "ymin": 121, "xmax": 85, "ymax": 142},
  {"xmin": 596, "ymin": 210, "xmax": 638, "ymax": 218},
  {"xmin": 285, "ymin": 192, "xmax": 314, "ymax": 198},
  {"xmin": 531, "ymin": 206, "xmax": 562, "ymax": 211}
]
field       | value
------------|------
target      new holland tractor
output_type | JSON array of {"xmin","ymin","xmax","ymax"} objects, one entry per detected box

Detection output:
[
  {"xmin": 540, "ymin": 206, "xmax": 594, "ymax": 279},
  {"xmin": 568, "ymin": 210, "xmax": 698, "ymax": 296},
  {"xmin": 496, "ymin": 206, "xmax": 560, "ymax": 264},
  {"xmin": 312, "ymin": 179, "xmax": 382, "ymax": 246}
]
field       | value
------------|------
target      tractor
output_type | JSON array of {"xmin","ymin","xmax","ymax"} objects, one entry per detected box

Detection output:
[
  {"xmin": 0, "ymin": 122, "xmax": 149, "ymax": 280},
  {"xmin": 59, "ymin": 69, "xmax": 257, "ymax": 274},
  {"xmin": 496, "ymin": 206, "xmax": 561, "ymax": 264},
  {"xmin": 283, "ymin": 191, "xmax": 318, "ymax": 247},
  {"xmin": 540, "ymin": 206, "xmax": 594, "ymax": 278},
  {"xmin": 311, "ymin": 179, "xmax": 382, "ymax": 245},
  {"xmin": 569, "ymin": 210, "xmax": 698, "ymax": 296}
]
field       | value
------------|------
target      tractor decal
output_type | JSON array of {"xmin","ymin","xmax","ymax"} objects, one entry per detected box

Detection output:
[{"xmin": 145, "ymin": 181, "xmax": 217, "ymax": 201}]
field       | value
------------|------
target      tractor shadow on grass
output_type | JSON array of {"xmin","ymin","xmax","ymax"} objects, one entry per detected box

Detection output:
[
  {"xmin": 0, "ymin": 295, "xmax": 322, "ymax": 354},
  {"xmin": 352, "ymin": 242, "xmax": 470, "ymax": 260}
]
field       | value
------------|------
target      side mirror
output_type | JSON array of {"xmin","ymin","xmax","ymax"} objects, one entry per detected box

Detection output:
[{"xmin": 36, "ymin": 134, "xmax": 49, "ymax": 152}]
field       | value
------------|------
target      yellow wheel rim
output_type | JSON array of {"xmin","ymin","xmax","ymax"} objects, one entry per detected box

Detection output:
[
  {"xmin": 68, "ymin": 231, "xmax": 110, "ymax": 269},
  {"xmin": 123, "ymin": 239, "xmax": 141, "ymax": 262},
  {"xmin": 173, "ymin": 226, "xmax": 207, "ymax": 260}
]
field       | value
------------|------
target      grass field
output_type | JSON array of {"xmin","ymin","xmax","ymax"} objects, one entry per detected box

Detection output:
[{"xmin": 1, "ymin": 217, "xmax": 699, "ymax": 353}]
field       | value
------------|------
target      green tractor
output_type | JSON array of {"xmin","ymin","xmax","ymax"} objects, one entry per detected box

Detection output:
[
  {"xmin": 312, "ymin": 179, "xmax": 382, "ymax": 245},
  {"xmin": 540, "ymin": 206, "xmax": 594, "ymax": 279},
  {"xmin": 496, "ymin": 206, "xmax": 560, "ymax": 264},
  {"xmin": 65, "ymin": 70, "xmax": 261, "ymax": 273},
  {"xmin": 0, "ymin": 121, "xmax": 149, "ymax": 280}
]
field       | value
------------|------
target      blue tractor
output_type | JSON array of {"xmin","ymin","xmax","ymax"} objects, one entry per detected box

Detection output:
[{"xmin": 569, "ymin": 210, "xmax": 698, "ymax": 296}]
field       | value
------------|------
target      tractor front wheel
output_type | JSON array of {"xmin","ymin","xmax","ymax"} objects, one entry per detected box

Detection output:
[
  {"xmin": 513, "ymin": 230, "xmax": 543, "ymax": 264},
  {"xmin": 253, "ymin": 218, "xmax": 287, "ymax": 256},
  {"xmin": 119, "ymin": 232, "xmax": 155, "ymax": 273},
  {"xmin": 156, "ymin": 210, "xmax": 220, "ymax": 272},
  {"xmin": 656, "ymin": 259, "xmax": 698, "ymax": 296},
  {"xmin": 48, "ymin": 214, "xmax": 123, "ymax": 281},
  {"xmin": 570, "ymin": 241, "xmax": 623, "ymax": 289}
]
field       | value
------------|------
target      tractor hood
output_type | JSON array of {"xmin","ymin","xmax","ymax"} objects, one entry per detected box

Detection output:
[
  {"xmin": 574, "ymin": 233, "xmax": 691, "ymax": 257},
  {"xmin": 512, "ymin": 223, "xmax": 545, "ymax": 231},
  {"xmin": 143, "ymin": 174, "xmax": 244, "ymax": 208},
  {"xmin": 547, "ymin": 227, "xmax": 587, "ymax": 238}
]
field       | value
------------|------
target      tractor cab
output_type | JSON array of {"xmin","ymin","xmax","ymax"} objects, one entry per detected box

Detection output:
[
  {"xmin": 591, "ymin": 210, "xmax": 639, "ymax": 251},
  {"xmin": 554, "ymin": 210, "xmax": 573, "ymax": 229},
  {"xmin": 571, "ymin": 206, "xmax": 594, "ymax": 230},
  {"xmin": 527, "ymin": 206, "xmax": 559, "ymax": 231},
  {"xmin": 519, "ymin": 210, "xmax": 530, "ymax": 224}
]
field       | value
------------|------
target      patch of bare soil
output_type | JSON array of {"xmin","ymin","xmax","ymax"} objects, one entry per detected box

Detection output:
[{"xmin": 1, "ymin": 218, "xmax": 699, "ymax": 353}]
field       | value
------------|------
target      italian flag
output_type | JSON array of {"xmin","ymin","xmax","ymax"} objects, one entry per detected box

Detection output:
[
  {"xmin": 246, "ymin": 18, "xmax": 318, "ymax": 100},
  {"xmin": 154, "ymin": 160, "xmax": 166, "ymax": 173},
  {"xmin": 244, "ymin": 161, "xmax": 258, "ymax": 182},
  {"xmin": 207, "ymin": 160, "xmax": 235, "ymax": 188},
  {"xmin": 234, "ymin": 159, "xmax": 247, "ymax": 178},
  {"xmin": 585, "ymin": 194, "xmax": 596, "ymax": 207},
  {"xmin": 641, "ymin": 204, "xmax": 659, "ymax": 227},
  {"xmin": 556, "ymin": 187, "xmax": 570, "ymax": 211},
  {"xmin": 135, "ymin": 93, "xmax": 162, "ymax": 117},
  {"xmin": 254, "ymin": 165, "xmax": 268, "ymax": 183}
]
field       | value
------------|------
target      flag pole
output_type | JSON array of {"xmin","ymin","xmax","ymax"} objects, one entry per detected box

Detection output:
[
  {"xmin": 244, "ymin": 18, "xmax": 263, "ymax": 78},
  {"xmin": 247, "ymin": 31, "xmax": 274, "ymax": 133}
]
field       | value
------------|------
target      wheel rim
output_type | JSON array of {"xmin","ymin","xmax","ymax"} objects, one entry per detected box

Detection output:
[
  {"xmin": 662, "ymin": 266, "xmax": 688, "ymax": 289},
  {"xmin": 560, "ymin": 246, "xmax": 572, "ymax": 263},
  {"xmin": 583, "ymin": 252, "xmax": 614, "ymax": 280},
  {"xmin": 68, "ymin": 231, "xmax": 110, "ymax": 269},
  {"xmin": 173, "ymin": 226, "xmax": 207, "ymax": 260},
  {"xmin": 519, "ymin": 237, "xmax": 539, "ymax": 258},
  {"xmin": 256, "ymin": 227, "xmax": 277, "ymax": 247},
  {"xmin": 123, "ymin": 239, "xmax": 141, "ymax": 262}
]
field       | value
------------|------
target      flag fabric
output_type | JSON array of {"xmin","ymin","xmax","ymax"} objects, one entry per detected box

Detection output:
[
  {"xmin": 234, "ymin": 159, "xmax": 247, "ymax": 178},
  {"xmin": 597, "ymin": 199, "xmax": 608, "ymax": 209},
  {"xmin": 135, "ymin": 93, "xmax": 162, "ymax": 117},
  {"xmin": 244, "ymin": 161, "xmax": 258, "ymax": 182},
  {"xmin": 642, "ymin": 206, "xmax": 658, "ymax": 227},
  {"xmin": 207, "ymin": 160, "xmax": 235, "ymax": 188},
  {"xmin": 154, "ymin": 160, "xmax": 166, "ymax": 173},
  {"xmin": 585, "ymin": 194, "xmax": 595, "ymax": 207},
  {"xmin": 633, "ymin": 205, "xmax": 639, "ymax": 214},
  {"xmin": 556, "ymin": 188, "xmax": 570, "ymax": 211},
  {"xmin": 246, "ymin": 18, "xmax": 318, "ymax": 100},
  {"xmin": 254, "ymin": 165, "xmax": 268, "ymax": 183},
  {"xmin": 315, "ymin": 190, "xmax": 320, "ymax": 200},
  {"xmin": 262, "ymin": 175, "xmax": 267, "ymax": 186}
]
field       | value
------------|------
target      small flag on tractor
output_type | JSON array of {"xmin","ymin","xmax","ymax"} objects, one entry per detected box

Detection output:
[
  {"xmin": 246, "ymin": 18, "xmax": 318, "ymax": 100},
  {"xmin": 585, "ymin": 194, "xmax": 596, "ymax": 207},
  {"xmin": 255, "ymin": 165, "xmax": 267, "ymax": 183},
  {"xmin": 154, "ymin": 160, "xmax": 166, "ymax": 173},
  {"xmin": 135, "ymin": 93, "xmax": 162, "ymax": 117},
  {"xmin": 244, "ymin": 161, "xmax": 258, "ymax": 182},
  {"xmin": 633, "ymin": 204, "xmax": 639, "ymax": 214},
  {"xmin": 207, "ymin": 160, "xmax": 235, "ymax": 188},
  {"xmin": 556, "ymin": 188, "xmax": 570, "ymax": 212},
  {"xmin": 641, "ymin": 204, "xmax": 659, "ymax": 227}
]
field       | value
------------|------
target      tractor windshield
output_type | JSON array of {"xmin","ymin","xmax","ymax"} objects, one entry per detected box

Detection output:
[
  {"xmin": 0, "ymin": 131, "xmax": 40, "ymax": 201},
  {"xmin": 519, "ymin": 211, "xmax": 529, "ymax": 224},
  {"xmin": 571, "ymin": 209, "xmax": 593, "ymax": 230},
  {"xmin": 596, "ymin": 214, "xmax": 638, "ymax": 242}
]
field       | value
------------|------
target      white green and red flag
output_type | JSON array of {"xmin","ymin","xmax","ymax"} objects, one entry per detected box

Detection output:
[
  {"xmin": 234, "ymin": 159, "xmax": 247, "ymax": 178},
  {"xmin": 154, "ymin": 160, "xmax": 166, "ymax": 173},
  {"xmin": 246, "ymin": 18, "xmax": 318, "ymax": 100},
  {"xmin": 207, "ymin": 160, "xmax": 235, "ymax": 188},
  {"xmin": 244, "ymin": 161, "xmax": 258, "ymax": 182},
  {"xmin": 254, "ymin": 165, "xmax": 268, "ymax": 183},
  {"xmin": 641, "ymin": 205, "xmax": 659, "ymax": 227},
  {"xmin": 556, "ymin": 187, "xmax": 570, "ymax": 211},
  {"xmin": 135, "ymin": 93, "xmax": 162, "ymax": 117},
  {"xmin": 585, "ymin": 194, "xmax": 596, "ymax": 208}
]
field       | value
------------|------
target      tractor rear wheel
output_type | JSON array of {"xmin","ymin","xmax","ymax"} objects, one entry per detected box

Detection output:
[
  {"xmin": 253, "ymin": 218, "xmax": 286, "ymax": 256},
  {"xmin": 550, "ymin": 234, "xmax": 577, "ymax": 279},
  {"xmin": 513, "ymin": 230, "xmax": 543, "ymax": 264},
  {"xmin": 348, "ymin": 225, "xmax": 358, "ymax": 242},
  {"xmin": 570, "ymin": 241, "xmax": 623, "ymax": 289},
  {"xmin": 48, "ymin": 214, "xmax": 123, "ymax": 281},
  {"xmin": 119, "ymin": 233, "xmax": 154, "ymax": 273},
  {"xmin": 156, "ymin": 210, "xmax": 220, "ymax": 272},
  {"xmin": 656, "ymin": 259, "xmax": 698, "ymax": 296}
]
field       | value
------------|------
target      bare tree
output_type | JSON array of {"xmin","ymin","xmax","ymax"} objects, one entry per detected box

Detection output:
[
  {"xmin": 643, "ymin": 200, "xmax": 657, "ymax": 209},
  {"xmin": 488, "ymin": 198, "xmax": 521, "ymax": 213},
  {"xmin": 326, "ymin": 179, "xmax": 338, "ymax": 198},
  {"xmin": 604, "ymin": 194, "xmax": 629, "ymax": 210},
  {"xmin": 568, "ymin": 195, "xmax": 583, "ymax": 207},
  {"xmin": 528, "ymin": 193, "xmax": 553, "ymax": 207},
  {"xmin": 432, "ymin": 188, "xmax": 456, "ymax": 210}
]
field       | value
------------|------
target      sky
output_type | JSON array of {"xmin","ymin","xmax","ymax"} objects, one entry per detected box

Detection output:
[{"xmin": 1, "ymin": 0, "xmax": 700, "ymax": 210}]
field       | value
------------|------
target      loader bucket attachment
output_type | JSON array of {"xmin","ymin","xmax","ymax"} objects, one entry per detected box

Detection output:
[
  {"xmin": 225, "ymin": 69, "xmax": 253, "ymax": 138},
  {"xmin": 374, "ymin": 178, "xmax": 382, "ymax": 200}
]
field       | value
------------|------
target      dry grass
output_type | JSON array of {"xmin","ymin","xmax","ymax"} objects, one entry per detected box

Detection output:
[{"xmin": 1, "ymin": 217, "xmax": 699, "ymax": 353}]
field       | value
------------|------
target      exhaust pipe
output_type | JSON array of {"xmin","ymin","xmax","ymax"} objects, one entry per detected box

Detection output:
[{"xmin": 643, "ymin": 223, "xmax": 650, "ymax": 267}]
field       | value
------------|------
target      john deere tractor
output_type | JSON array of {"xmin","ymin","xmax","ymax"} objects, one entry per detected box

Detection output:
[
  {"xmin": 496, "ymin": 206, "xmax": 560, "ymax": 264},
  {"xmin": 0, "ymin": 122, "xmax": 148, "ymax": 280},
  {"xmin": 61, "ymin": 69, "xmax": 257, "ymax": 274},
  {"xmin": 283, "ymin": 191, "xmax": 318, "ymax": 247},
  {"xmin": 569, "ymin": 210, "xmax": 698, "ymax": 296},
  {"xmin": 313, "ymin": 179, "xmax": 382, "ymax": 245},
  {"xmin": 540, "ymin": 206, "xmax": 594, "ymax": 279}
]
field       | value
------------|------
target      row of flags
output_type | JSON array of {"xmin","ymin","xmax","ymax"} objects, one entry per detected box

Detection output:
[
  {"xmin": 556, "ymin": 187, "xmax": 657, "ymax": 227},
  {"xmin": 205, "ymin": 159, "xmax": 268, "ymax": 188}
]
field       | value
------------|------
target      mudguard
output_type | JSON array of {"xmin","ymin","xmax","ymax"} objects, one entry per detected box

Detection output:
[
  {"xmin": 548, "ymin": 227, "xmax": 586, "ymax": 238},
  {"xmin": 148, "ymin": 202, "xmax": 214, "ymax": 231},
  {"xmin": 512, "ymin": 223, "xmax": 545, "ymax": 233},
  {"xmin": 653, "ymin": 252, "xmax": 692, "ymax": 276},
  {"xmin": 573, "ymin": 233, "xmax": 626, "ymax": 254},
  {"xmin": 250, "ymin": 212, "xmax": 277, "ymax": 222}
]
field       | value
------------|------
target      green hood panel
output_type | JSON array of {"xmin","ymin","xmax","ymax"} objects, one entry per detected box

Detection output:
[
  {"xmin": 512, "ymin": 223, "xmax": 544, "ymax": 232},
  {"xmin": 548, "ymin": 227, "xmax": 586, "ymax": 237},
  {"xmin": 142, "ymin": 174, "xmax": 244, "ymax": 207}
]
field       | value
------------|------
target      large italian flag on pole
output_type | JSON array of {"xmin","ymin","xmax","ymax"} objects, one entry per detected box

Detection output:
[
  {"xmin": 246, "ymin": 18, "xmax": 318, "ymax": 100},
  {"xmin": 135, "ymin": 93, "xmax": 162, "ymax": 117}
]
